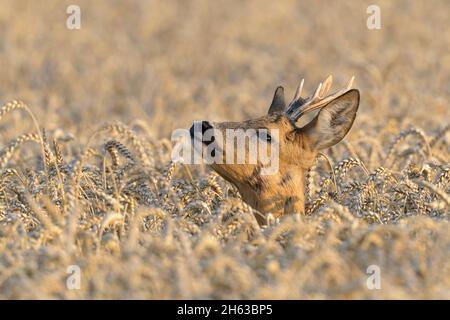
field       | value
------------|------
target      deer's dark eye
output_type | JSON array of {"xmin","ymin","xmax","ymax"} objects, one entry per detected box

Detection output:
[{"xmin": 258, "ymin": 131, "xmax": 271, "ymax": 143}]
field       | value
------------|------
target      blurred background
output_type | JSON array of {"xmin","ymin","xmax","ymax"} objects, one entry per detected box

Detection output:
[
  {"xmin": 0, "ymin": 0, "xmax": 449, "ymax": 300},
  {"xmin": 0, "ymin": 0, "xmax": 448, "ymax": 142}
]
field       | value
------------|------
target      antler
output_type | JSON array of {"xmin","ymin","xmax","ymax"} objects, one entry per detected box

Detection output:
[{"xmin": 285, "ymin": 75, "xmax": 355, "ymax": 121}]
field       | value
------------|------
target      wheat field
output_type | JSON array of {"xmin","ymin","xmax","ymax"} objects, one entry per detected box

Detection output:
[{"xmin": 0, "ymin": 0, "xmax": 449, "ymax": 299}]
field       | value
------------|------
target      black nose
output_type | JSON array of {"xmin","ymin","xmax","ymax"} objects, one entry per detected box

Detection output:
[
  {"xmin": 201, "ymin": 121, "xmax": 213, "ymax": 134},
  {"xmin": 190, "ymin": 121, "xmax": 215, "ymax": 146},
  {"xmin": 189, "ymin": 124, "xmax": 195, "ymax": 138},
  {"xmin": 190, "ymin": 121, "xmax": 213, "ymax": 138}
]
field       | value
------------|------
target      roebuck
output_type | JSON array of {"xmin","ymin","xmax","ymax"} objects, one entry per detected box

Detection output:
[{"xmin": 190, "ymin": 76, "xmax": 360, "ymax": 225}]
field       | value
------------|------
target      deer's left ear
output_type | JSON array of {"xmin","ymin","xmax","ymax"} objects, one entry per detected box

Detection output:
[
  {"xmin": 268, "ymin": 86, "xmax": 286, "ymax": 114},
  {"xmin": 302, "ymin": 89, "xmax": 360, "ymax": 150}
]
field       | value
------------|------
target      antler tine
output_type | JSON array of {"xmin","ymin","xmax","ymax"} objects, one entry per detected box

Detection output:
[
  {"xmin": 346, "ymin": 75, "xmax": 355, "ymax": 90},
  {"xmin": 320, "ymin": 75, "xmax": 333, "ymax": 98},
  {"xmin": 293, "ymin": 78, "xmax": 304, "ymax": 101},
  {"xmin": 285, "ymin": 75, "xmax": 356, "ymax": 121},
  {"xmin": 312, "ymin": 82, "xmax": 323, "ymax": 100}
]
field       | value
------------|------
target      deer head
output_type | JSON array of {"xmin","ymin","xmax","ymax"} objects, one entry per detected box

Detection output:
[{"xmin": 189, "ymin": 75, "xmax": 360, "ymax": 225}]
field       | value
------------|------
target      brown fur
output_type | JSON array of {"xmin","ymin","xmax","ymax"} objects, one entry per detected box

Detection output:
[{"xmin": 193, "ymin": 84, "xmax": 360, "ymax": 225}]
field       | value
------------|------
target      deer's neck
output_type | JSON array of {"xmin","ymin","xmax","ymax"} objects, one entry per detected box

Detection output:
[{"xmin": 235, "ymin": 165, "xmax": 306, "ymax": 224}]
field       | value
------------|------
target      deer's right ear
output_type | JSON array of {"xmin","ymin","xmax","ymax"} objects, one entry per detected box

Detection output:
[
  {"xmin": 268, "ymin": 86, "xmax": 286, "ymax": 114},
  {"xmin": 302, "ymin": 89, "xmax": 360, "ymax": 150}
]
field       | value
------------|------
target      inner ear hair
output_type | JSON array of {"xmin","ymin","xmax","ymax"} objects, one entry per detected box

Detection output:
[{"xmin": 301, "ymin": 89, "xmax": 360, "ymax": 150}]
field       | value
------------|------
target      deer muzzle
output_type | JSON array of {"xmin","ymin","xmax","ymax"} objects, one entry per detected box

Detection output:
[{"xmin": 189, "ymin": 120, "xmax": 215, "ymax": 146}]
